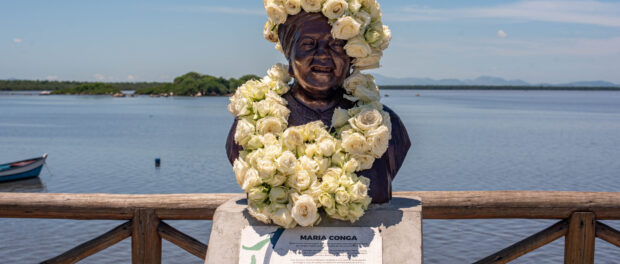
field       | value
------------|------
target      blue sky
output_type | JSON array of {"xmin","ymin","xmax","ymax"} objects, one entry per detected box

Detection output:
[{"xmin": 2, "ymin": 0, "xmax": 619, "ymax": 83}]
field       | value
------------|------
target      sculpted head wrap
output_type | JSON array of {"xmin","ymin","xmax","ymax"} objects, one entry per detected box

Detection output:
[{"xmin": 277, "ymin": 11, "xmax": 326, "ymax": 60}]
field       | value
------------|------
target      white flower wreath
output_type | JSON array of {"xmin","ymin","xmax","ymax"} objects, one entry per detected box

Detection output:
[{"xmin": 228, "ymin": 0, "xmax": 392, "ymax": 228}]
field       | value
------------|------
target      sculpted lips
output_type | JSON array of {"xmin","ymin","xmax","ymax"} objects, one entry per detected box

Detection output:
[{"xmin": 310, "ymin": 65, "xmax": 334, "ymax": 74}]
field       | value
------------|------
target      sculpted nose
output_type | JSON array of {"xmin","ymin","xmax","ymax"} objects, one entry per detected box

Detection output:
[{"xmin": 315, "ymin": 40, "xmax": 331, "ymax": 59}]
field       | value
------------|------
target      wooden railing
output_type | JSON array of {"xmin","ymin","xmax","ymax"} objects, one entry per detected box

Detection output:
[{"xmin": 0, "ymin": 191, "xmax": 619, "ymax": 263}]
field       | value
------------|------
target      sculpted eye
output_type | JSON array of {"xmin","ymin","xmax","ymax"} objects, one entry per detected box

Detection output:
[{"xmin": 330, "ymin": 40, "xmax": 346, "ymax": 51}]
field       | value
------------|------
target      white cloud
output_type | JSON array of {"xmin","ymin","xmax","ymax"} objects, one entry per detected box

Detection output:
[
  {"xmin": 127, "ymin": 75, "xmax": 136, "ymax": 81},
  {"xmin": 13, "ymin": 38, "xmax": 22, "ymax": 44},
  {"xmin": 391, "ymin": 0, "xmax": 620, "ymax": 28},
  {"xmin": 46, "ymin": 75, "xmax": 58, "ymax": 80},
  {"xmin": 497, "ymin": 30, "xmax": 508, "ymax": 38},
  {"xmin": 93, "ymin": 74, "xmax": 105, "ymax": 81}
]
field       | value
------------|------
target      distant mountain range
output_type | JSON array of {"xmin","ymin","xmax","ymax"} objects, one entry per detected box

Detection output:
[{"xmin": 373, "ymin": 74, "xmax": 620, "ymax": 87}]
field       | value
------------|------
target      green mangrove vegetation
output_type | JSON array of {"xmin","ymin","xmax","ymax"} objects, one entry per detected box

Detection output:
[
  {"xmin": 51, "ymin": 83, "xmax": 121, "ymax": 95},
  {"xmin": 0, "ymin": 80, "xmax": 163, "ymax": 92},
  {"xmin": 133, "ymin": 72, "xmax": 261, "ymax": 96}
]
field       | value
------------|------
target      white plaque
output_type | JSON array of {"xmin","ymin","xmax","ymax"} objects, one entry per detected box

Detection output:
[{"xmin": 239, "ymin": 226, "xmax": 382, "ymax": 264}]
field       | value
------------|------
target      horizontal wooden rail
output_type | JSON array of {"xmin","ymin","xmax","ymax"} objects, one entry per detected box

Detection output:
[
  {"xmin": 0, "ymin": 191, "xmax": 618, "ymax": 264},
  {"xmin": 1, "ymin": 191, "xmax": 619, "ymax": 220}
]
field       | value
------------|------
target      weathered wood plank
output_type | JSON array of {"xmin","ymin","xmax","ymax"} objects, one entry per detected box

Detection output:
[
  {"xmin": 41, "ymin": 221, "xmax": 132, "ymax": 264},
  {"xmin": 158, "ymin": 221, "xmax": 207, "ymax": 260},
  {"xmin": 565, "ymin": 212, "xmax": 596, "ymax": 264},
  {"xmin": 0, "ymin": 193, "xmax": 237, "ymax": 220},
  {"xmin": 0, "ymin": 192, "xmax": 619, "ymax": 220},
  {"xmin": 474, "ymin": 220, "xmax": 568, "ymax": 264},
  {"xmin": 595, "ymin": 221, "xmax": 620, "ymax": 248},
  {"xmin": 400, "ymin": 191, "xmax": 620, "ymax": 220},
  {"xmin": 132, "ymin": 209, "xmax": 161, "ymax": 264}
]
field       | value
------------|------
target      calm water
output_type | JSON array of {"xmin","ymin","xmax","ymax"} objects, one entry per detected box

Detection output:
[{"xmin": 1, "ymin": 90, "xmax": 619, "ymax": 263}]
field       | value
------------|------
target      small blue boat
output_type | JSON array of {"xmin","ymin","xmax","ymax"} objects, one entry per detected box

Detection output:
[{"xmin": 0, "ymin": 154, "xmax": 47, "ymax": 182}]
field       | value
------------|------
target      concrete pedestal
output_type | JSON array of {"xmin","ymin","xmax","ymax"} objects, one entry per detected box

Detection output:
[{"xmin": 205, "ymin": 195, "xmax": 422, "ymax": 264}]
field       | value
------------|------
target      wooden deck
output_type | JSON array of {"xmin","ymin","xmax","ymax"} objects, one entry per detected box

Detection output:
[{"xmin": 1, "ymin": 191, "xmax": 619, "ymax": 263}]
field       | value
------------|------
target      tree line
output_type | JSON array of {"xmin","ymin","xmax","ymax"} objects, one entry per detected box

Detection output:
[
  {"xmin": 133, "ymin": 72, "xmax": 261, "ymax": 96},
  {"xmin": 1, "ymin": 72, "xmax": 261, "ymax": 96}
]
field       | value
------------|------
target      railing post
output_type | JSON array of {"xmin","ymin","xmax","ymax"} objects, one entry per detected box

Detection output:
[
  {"xmin": 132, "ymin": 209, "xmax": 161, "ymax": 264},
  {"xmin": 565, "ymin": 212, "xmax": 596, "ymax": 264}
]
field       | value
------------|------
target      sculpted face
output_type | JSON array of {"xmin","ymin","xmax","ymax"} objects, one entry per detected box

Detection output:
[{"xmin": 287, "ymin": 15, "xmax": 351, "ymax": 100}]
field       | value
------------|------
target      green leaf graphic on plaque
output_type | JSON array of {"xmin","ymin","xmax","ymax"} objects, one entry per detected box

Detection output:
[
  {"xmin": 251, "ymin": 255, "xmax": 256, "ymax": 264},
  {"xmin": 242, "ymin": 238, "xmax": 271, "ymax": 251}
]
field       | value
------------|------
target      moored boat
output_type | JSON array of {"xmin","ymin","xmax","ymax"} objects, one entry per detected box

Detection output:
[{"xmin": 0, "ymin": 154, "xmax": 47, "ymax": 182}]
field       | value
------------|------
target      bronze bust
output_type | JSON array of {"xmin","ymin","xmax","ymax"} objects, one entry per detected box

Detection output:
[{"xmin": 227, "ymin": 12, "xmax": 411, "ymax": 203}]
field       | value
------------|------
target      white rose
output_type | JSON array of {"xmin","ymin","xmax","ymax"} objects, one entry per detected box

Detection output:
[
  {"xmin": 269, "ymin": 186, "xmax": 289, "ymax": 204},
  {"xmin": 276, "ymin": 151, "xmax": 297, "ymax": 175},
  {"xmin": 233, "ymin": 158, "xmax": 249, "ymax": 186},
  {"xmin": 248, "ymin": 203, "xmax": 271, "ymax": 224},
  {"xmin": 351, "ymin": 153, "xmax": 375, "ymax": 171},
  {"xmin": 331, "ymin": 16, "xmax": 361, "ymax": 40},
  {"xmin": 339, "ymin": 173, "xmax": 356, "ymax": 188},
  {"xmin": 256, "ymin": 158, "xmax": 277, "ymax": 179},
  {"xmin": 267, "ymin": 63, "xmax": 292, "ymax": 84},
  {"xmin": 348, "ymin": 202, "xmax": 365, "ymax": 220},
  {"xmin": 228, "ymin": 94, "xmax": 251, "ymax": 117},
  {"xmin": 341, "ymin": 130, "xmax": 369, "ymax": 154},
  {"xmin": 360, "ymin": 0, "xmax": 380, "ymax": 19},
  {"xmin": 331, "ymin": 150, "xmax": 346, "ymax": 166},
  {"xmin": 343, "ymin": 71, "xmax": 367, "ymax": 95},
  {"xmin": 353, "ymin": 10, "xmax": 371, "ymax": 28},
  {"xmin": 366, "ymin": 125, "xmax": 390, "ymax": 158},
  {"xmin": 352, "ymin": 78, "xmax": 380, "ymax": 102},
  {"xmin": 271, "ymin": 208, "xmax": 297, "ymax": 228},
  {"xmin": 352, "ymin": 50, "xmax": 382, "ymax": 70},
  {"xmin": 349, "ymin": 181, "xmax": 368, "ymax": 202},
  {"xmin": 364, "ymin": 22, "xmax": 384, "ymax": 45},
  {"xmin": 234, "ymin": 118, "xmax": 255, "ymax": 146},
  {"xmin": 302, "ymin": 121, "xmax": 325, "ymax": 141},
  {"xmin": 331, "ymin": 107, "xmax": 350, "ymax": 128},
  {"xmin": 248, "ymin": 186, "xmax": 269, "ymax": 202},
  {"xmin": 380, "ymin": 25, "xmax": 391, "ymax": 50},
  {"xmin": 282, "ymin": 127, "xmax": 304, "ymax": 149},
  {"xmin": 304, "ymin": 143, "xmax": 319, "ymax": 157},
  {"xmin": 350, "ymin": 108, "xmax": 382, "ymax": 131},
  {"xmin": 257, "ymin": 117, "xmax": 286, "ymax": 135},
  {"xmin": 342, "ymin": 158, "xmax": 359, "ymax": 174},
  {"xmin": 286, "ymin": 169, "xmax": 313, "ymax": 192},
  {"xmin": 303, "ymin": 181, "xmax": 323, "ymax": 202},
  {"xmin": 348, "ymin": 0, "xmax": 361, "ymax": 12},
  {"xmin": 264, "ymin": 173, "xmax": 288, "ymax": 186},
  {"xmin": 284, "ymin": 0, "xmax": 302, "ymax": 15},
  {"xmin": 299, "ymin": 156, "xmax": 320, "ymax": 174},
  {"xmin": 322, "ymin": 0, "xmax": 348, "ymax": 19},
  {"xmin": 266, "ymin": 2, "xmax": 288, "ymax": 24},
  {"xmin": 321, "ymin": 168, "xmax": 341, "ymax": 193},
  {"xmin": 291, "ymin": 194, "xmax": 320, "ymax": 226},
  {"xmin": 300, "ymin": 0, "xmax": 323, "ymax": 12},
  {"xmin": 335, "ymin": 186, "xmax": 351, "ymax": 205},
  {"xmin": 264, "ymin": 21, "xmax": 279, "ymax": 43},
  {"xmin": 335, "ymin": 204, "xmax": 350, "ymax": 219},
  {"xmin": 344, "ymin": 36, "xmax": 371, "ymax": 58},
  {"xmin": 242, "ymin": 168, "xmax": 262, "ymax": 192},
  {"xmin": 263, "ymin": 132, "xmax": 279, "ymax": 146},
  {"xmin": 245, "ymin": 135, "xmax": 264, "ymax": 150},
  {"xmin": 319, "ymin": 193, "xmax": 336, "ymax": 209}
]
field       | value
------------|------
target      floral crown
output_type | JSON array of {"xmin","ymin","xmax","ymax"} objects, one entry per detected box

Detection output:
[{"xmin": 263, "ymin": 0, "xmax": 391, "ymax": 71}]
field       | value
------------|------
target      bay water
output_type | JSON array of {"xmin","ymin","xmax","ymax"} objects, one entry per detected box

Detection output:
[{"xmin": 0, "ymin": 90, "xmax": 618, "ymax": 263}]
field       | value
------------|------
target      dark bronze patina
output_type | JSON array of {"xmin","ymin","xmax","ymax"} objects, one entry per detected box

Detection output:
[{"xmin": 226, "ymin": 12, "xmax": 411, "ymax": 203}]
